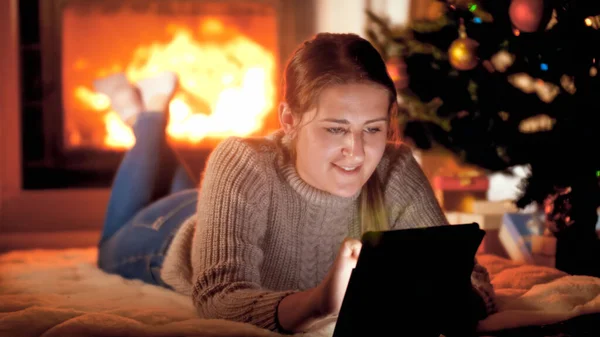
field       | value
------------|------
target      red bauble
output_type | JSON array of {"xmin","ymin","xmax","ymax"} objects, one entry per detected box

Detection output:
[{"xmin": 509, "ymin": 0, "xmax": 545, "ymax": 32}]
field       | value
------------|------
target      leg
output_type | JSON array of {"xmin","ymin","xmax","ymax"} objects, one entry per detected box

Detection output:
[
  {"xmin": 170, "ymin": 165, "xmax": 197, "ymax": 194},
  {"xmin": 96, "ymin": 71, "xmax": 180, "ymax": 244},
  {"xmin": 98, "ymin": 189, "xmax": 198, "ymax": 287},
  {"xmin": 100, "ymin": 112, "xmax": 179, "ymax": 244}
]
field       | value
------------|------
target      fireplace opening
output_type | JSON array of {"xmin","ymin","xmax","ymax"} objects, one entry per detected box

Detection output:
[
  {"xmin": 63, "ymin": 1, "xmax": 279, "ymax": 151},
  {"xmin": 19, "ymin": 0, "xmax": 303, "ymax": 189}
]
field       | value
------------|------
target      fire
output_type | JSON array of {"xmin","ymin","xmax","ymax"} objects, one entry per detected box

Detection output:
[{"xmin": 74, "ymin": 19, "xmax": 275, "ymax": 149}]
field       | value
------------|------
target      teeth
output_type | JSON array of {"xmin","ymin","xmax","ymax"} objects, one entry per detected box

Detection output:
[{"xmin": 341, "ymin": 166, "xmax": 357, "ymax": 171}]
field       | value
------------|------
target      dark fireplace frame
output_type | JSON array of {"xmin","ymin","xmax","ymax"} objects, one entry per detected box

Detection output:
[{"xmin": 20, "ymin": 0, "xmax": 310, "ymax": 189}]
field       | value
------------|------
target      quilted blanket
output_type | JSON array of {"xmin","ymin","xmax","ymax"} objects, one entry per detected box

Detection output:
[{"xmin": 0, "ymin": 248, "xmax": 599, "ymax": 337}]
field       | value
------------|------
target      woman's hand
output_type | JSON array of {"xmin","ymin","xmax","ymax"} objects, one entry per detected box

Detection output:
[
  {"xmin": 276, "ymin": 238, "xmax": 362, "ymax": 333},
  {"xmin": 314, "ymin": 238, "xmax": 362, "ymax": 316}
]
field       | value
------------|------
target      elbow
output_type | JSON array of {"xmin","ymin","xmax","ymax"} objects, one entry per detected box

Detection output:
[
  {"xmin": 193, "ymin": 291, "xmax": 248, "ymax": 322},
  {"xmin": 192, "ymin": 285, "xmax": 249, "ymax": 322}
]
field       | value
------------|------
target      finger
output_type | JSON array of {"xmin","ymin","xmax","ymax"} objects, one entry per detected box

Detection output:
[{"xmin": 341, "ymin": 239, "xmax": 362, "ymax": 258}]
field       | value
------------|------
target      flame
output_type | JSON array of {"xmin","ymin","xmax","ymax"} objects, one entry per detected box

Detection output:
[{"xmin": 74, "ymin": 20, "xmax": 275, "ymax": 149}]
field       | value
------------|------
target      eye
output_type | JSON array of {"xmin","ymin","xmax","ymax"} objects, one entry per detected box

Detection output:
[
  {"xmin": 364, "ymin": 127, "xmax": 381, "ymax": 134},
  {"xmin": 326, "ymin": 127, "xmax": 347, "ymax": 134}
]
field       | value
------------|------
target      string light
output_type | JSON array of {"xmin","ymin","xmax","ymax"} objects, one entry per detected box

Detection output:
[
  {"xmin": 585, "ymin": 15, "xmax": 600, "ymax": 29},
  {"xmin": 513, "ymin": 28, "xmax": 521, "ymax": 36},
  {"xmin": 540, "ymin": 63, "xmax": 548, "ymax": 71}
]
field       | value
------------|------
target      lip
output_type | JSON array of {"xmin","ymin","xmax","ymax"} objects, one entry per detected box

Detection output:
[{"xmin": 333, "ymin": 163, "xmax": 362, "ymax": 175}]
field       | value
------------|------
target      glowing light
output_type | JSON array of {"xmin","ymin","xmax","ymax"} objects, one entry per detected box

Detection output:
[{"xmin": 74, "ymin": 23, "xmax": 275, "ymax": 149}]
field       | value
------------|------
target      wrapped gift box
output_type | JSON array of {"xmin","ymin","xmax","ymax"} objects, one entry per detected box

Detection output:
[
  {"xmin": 499, "ymin": 212, "xmax": 556, "ymax": 267},
  {"xmin": 446, "ymin": 212, "xmax": 507, "ymax": 258},
  {"xmin": 433, "ymin": 175, "xmax": 489, "ymax": 191},
  {"xmin": 471, "ymin": 200, "xmax": 518, "ymax": 214},
  {"xmin": 433, "ymin": 175, "xmax": 489, "ymax": 212},
  {"xmin": 445, "ymin": 200, "xmax": 522, "ymax": 258}
]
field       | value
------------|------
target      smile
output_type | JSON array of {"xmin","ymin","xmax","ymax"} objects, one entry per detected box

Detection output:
[
  {"xmin": 334, "ymin": 164, "xmax": 361, "ymax": 173},
  {"xmin": 341, "ymin": 166, "xmax": 358, "ymax": 171}
]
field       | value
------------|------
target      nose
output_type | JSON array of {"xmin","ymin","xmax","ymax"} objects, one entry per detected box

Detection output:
[{"xmin": 342, "ymin": 131, "xmax": 365, "ymax": 163}]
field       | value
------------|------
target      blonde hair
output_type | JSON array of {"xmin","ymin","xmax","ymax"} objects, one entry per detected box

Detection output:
[
  {"xmin": 282, "ymin": 33, "xmax": 401, "ymax": 234},
  {"xmin": 359, "ymin": 103, "xmax": 400, "ymax": 233}
]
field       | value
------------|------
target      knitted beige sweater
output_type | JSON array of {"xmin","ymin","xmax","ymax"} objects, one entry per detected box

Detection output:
[{"xmin": 161, "ymin": 131, "xmax": 496, "ymax": 331}]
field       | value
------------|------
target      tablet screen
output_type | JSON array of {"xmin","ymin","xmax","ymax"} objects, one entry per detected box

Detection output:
[{"xmin": 332, "ymin": 223, "xmax": 485, "ymax": 337}]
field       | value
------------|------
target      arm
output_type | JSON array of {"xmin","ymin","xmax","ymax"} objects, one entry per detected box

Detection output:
[
  {"xmin": 384, "ymin": 145, "xmax": 497, "ymax": 317},
  {"xmin": 276, "ymin": 288, "xmax": 323, "ymax": 332},
  {"xmin": 190, "ymin": 138, "xmax": 299, "ymax": 331},
  {"xmin": 278, "ymin": 237, "xmax": 364, "ymax": 333}
]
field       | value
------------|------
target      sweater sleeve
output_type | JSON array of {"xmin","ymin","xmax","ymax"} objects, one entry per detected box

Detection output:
[
  {"xmin": 384, "ymin": 145, "xmax": 498, "ymax": 317},
  {"xmin": 189, "ymin": 137, "xmax": 296, "ymax": 331}
]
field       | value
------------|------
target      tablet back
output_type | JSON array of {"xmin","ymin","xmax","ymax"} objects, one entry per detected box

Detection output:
[{"xmin": 332, "ymin": 223, "xmax": 485, "ymax": 337}]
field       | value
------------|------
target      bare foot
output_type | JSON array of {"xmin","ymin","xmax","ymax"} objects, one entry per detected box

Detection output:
[{"xmin": 93, "ymin": 73, "xmax": 143, "ymax": 126}]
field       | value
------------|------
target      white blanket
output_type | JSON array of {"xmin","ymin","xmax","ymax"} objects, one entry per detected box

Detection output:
[{"xmin": 0, "ymin": 248, "xmax": 599, "ymax": 337}]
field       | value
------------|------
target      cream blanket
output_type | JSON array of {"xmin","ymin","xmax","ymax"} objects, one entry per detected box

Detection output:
[{"xmin": 0, "ymin": 248, "xmax": 599, "ymax": 337}]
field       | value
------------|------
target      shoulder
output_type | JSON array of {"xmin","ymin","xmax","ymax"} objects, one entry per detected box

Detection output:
[
  {"xmin": 377, "ymin": 143, "xmax": 434, "ymax": 201},
  {"xmin": 208, "ymin": 133, "xmax": 280, "ymax": 167},
  {"xmin": 202, "ymin": 133, "xmax": 283, "ymax": 187},
  {"xmin": 378, "ymin": 144, "xmax": 447, "ymax": 228},
  {"xmin": 377, "ymin": 143, "xmax": 422, "ymax": 184}
]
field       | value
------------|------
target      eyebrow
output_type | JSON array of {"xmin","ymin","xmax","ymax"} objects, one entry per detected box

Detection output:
[{"xmin": 319, "ymin": 117, "xmax": 388, "ymax": 124}]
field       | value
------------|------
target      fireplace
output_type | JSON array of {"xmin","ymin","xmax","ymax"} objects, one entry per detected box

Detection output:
[{"xmin": 20, "ymin": 0, "xmax": 303, "ymax": 189}]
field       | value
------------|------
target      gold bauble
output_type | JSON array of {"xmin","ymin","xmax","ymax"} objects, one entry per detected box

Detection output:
[{"xmin": 448, "ymin": 37, "xmax": 479, "ymax": 70}]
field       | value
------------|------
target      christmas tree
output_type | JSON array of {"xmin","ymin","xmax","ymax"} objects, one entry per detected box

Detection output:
[{"xmin": 366, "ymin": 0, "xmax": 600, "ymax": 276}]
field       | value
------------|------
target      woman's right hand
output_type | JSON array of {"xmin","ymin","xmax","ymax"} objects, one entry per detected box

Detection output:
[{"xmin": 313, "ymin": 238, "xmax": 362, "ymax": 316}]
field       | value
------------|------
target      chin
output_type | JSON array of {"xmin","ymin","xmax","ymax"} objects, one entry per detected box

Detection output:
[{"xmin": 329, "ymin": 185, "xmax": 362, "ymax": 198}]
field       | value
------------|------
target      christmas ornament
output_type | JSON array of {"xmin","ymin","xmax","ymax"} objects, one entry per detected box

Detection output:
[
  {"xmin": 490, "ymin": 50, "xmax": 515, "ymax": 72},
  {"xmin": 560, "ymin": 75, "xmax": 576, "ymax": 94},
  {"xmin": 536, "ymin": 81, "xmax": 559, "ymax": 102},
  {"xmin": 509, "ymin": 0, "xmax": 545, "ymax": 32},
  {"xmin": 448, "ymin": 20, "xmax": 479, "ymax": 70},
  {"xmin": 385, "ymin": 56, "xmax": 408, "ymax": 90},
  {"xmin": 585, "ymin": 15, "xmax": 600, "ymax": 29},
  {"xmin": 519, "ymin": 114, "xmax": 556, "ymax": 133},
  {"xmin": 508, "ymin": 73, "xmax": 560, "ymax": 102}
]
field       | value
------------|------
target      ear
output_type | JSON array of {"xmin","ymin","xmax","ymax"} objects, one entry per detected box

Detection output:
[{"xmin": 278, "ymin": 102, "xmax": 295, "ymax": 134}]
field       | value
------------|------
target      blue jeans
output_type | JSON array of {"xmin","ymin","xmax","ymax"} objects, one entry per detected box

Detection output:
[{"xmin": 97, "ymin": 113, "xmax": 198, "ymax": 288}]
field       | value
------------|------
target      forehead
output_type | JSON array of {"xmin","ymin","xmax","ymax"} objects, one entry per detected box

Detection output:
[{"xmin": 316, "ymin": 83, "xmax": 390, "ymax": 120}]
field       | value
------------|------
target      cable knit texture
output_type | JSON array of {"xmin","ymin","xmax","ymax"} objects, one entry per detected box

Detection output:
[{"xmin": 161, "ymin": 131, "xmax": 497, "ymax": 331}]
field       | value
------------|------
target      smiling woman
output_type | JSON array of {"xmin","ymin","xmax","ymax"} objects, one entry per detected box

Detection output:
[
  {"xmin": 281, "ymin": 83, "xmax": 391, "ymax": 198},
  {"xmin": 95, "ymin": 32, "xmax": 497, "ymax": 336}
]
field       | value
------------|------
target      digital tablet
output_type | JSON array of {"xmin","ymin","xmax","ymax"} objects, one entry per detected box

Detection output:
[{"xmin": 332, "ymin": 223, "xmax": 486, "ymax": 337}]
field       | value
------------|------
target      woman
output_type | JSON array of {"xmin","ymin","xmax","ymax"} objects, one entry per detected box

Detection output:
[{"xmin": 97, "ymin": 33, "xmax": 496, "ymax": 334}]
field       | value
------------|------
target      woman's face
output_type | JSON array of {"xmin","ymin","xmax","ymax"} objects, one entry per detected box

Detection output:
[{"xmin": 292, "ymin": 83, "xmax": 390, "ymax": 198}]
